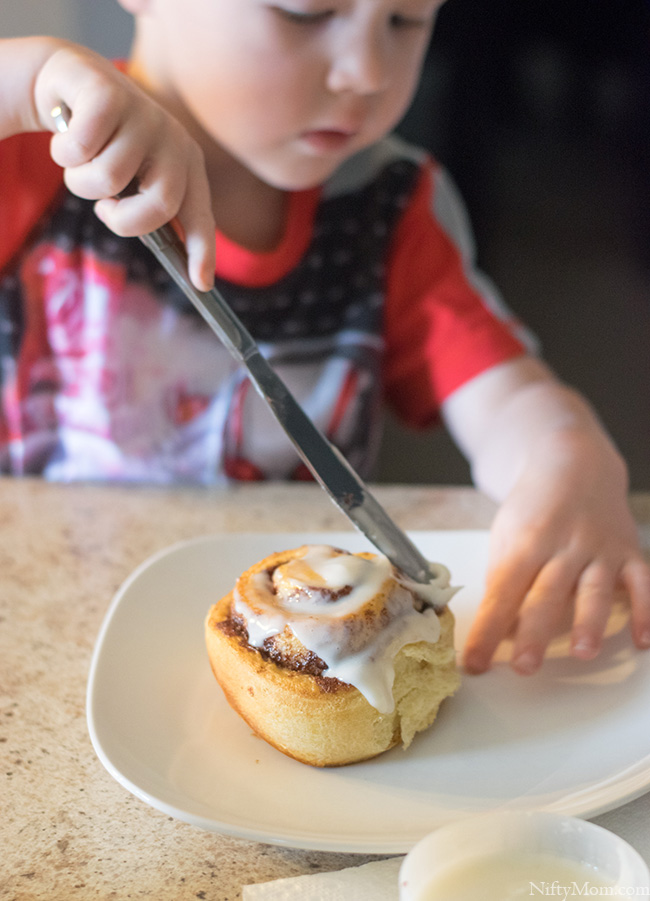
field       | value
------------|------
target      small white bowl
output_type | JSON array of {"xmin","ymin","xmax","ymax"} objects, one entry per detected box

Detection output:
[{"xmin": 399, "ymin": 810, "xmax": 650, "ymax": 900}]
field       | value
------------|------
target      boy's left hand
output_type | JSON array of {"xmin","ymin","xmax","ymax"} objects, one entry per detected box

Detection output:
[
  {"xmin": 442, "ymin": 356, "xmax": 650, "ymax": 675},
  {"xmin": 462, "ymin": 430, "xmax": 650, "ymax": 675}
]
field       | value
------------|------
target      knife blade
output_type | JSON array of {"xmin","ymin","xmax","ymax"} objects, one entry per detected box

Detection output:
[
  {"xmin": 141, "ymin": 226, "xmax": 443, "ymax": 586},
  {"xmin": 51, "ymin": 103, "xmax": 442, "ymax": 587}
]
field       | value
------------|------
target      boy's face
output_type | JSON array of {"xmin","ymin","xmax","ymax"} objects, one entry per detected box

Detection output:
[{"xmin": 142, "ymin": 0, "xmax": 445, "ymax": 190}]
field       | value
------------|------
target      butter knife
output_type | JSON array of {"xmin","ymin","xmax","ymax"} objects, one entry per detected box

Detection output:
[{"xmin": 51, "ymin": 104, "xmax": 441, "ymax": 587}]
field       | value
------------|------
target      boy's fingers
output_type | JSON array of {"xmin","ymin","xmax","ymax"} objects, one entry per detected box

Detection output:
[
  {"xmin": 49, "ymin": 91, "xmax": 121, "ymax": 168},
  {"xmin": 90, "ymin": 139, "xmax": 214, "ymax": 293},
  {"xmin": 183, "ymin": 228, "xmax": 216, "ymax": 293},
  {"xmin": 37, "ymin": 53, "xmax": 128, "ymax": 165},
  {"xmin": 36, "ymin": 46, "xmax": 214, "ymax": 291},
  {"xmin": 570, "ymin": 561, "xmax": 617, "ymax": 660},
  {"xmin": 175, "ymin": 156, "xmax": 216, "ymax": 291},
  {"xmin": 93, "ymin": 190, "xmax": 160, "ymax": 236},
  {"xmin": 91, "ymin": 134, "xmax": 189, "ymax": 234},
  {"xmin": 509, "ymin": 555, "xmax": 581, "ymax": 674},
  {"xmin": 621, "ymin": 556, "xmax": 650, "ymax": 649},
  {"xmin": 96, "ymin": 178, "xmax": 215, "ymax": 293},
  {"xmin": 466, "ymin": 551, "xmax": 650, "ymax": 677},
  {"xmin": 62, "ymin": 124, "xmax": 150, "ymax": 201},
  {"xmin": 462, "ymin": 556, "xmax": 537, "ymax": 674}
]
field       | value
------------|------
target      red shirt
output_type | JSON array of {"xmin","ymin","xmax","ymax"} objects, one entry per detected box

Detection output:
[{"xmin": 0, "ymin": 132, "xmax": 529, "ymax": 481}]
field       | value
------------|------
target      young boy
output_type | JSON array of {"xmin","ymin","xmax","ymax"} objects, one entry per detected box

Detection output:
[{"xmin": 1, "ymin": 0, "xmax": 649, "ymax": 675}]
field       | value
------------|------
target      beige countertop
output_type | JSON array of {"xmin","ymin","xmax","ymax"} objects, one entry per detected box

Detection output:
[{"xmin": 3, "ymin": 479, "xmax": 650, "ymax": 899}]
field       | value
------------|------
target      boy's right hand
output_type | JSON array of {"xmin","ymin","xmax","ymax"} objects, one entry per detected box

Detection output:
[{"xmin": 32, "ymin": 43, "xmax": 215, "ymax": 291}]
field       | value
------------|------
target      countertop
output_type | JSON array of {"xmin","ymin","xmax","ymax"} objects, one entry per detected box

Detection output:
[{"xmin": 2, "ymin": 480, "xmax": 649, "ymax": 899}]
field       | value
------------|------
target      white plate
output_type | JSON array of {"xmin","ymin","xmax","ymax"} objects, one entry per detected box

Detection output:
[{"xmin": 87, "ymin": 530, "xmax": 650, "ymax": 853}]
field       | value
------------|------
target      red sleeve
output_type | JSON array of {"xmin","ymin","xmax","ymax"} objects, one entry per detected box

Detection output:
[
  {"xmin": 0, "ymin": 132, "xmax": 64, "ymax": 275},
  {"xmin": 383, "ymin": 160, "xmax": 531, "ymax": 428}
]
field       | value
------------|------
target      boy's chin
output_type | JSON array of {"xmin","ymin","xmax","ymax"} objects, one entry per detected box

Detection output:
[{"xmin": 251, "ymin": 155, "xmax": 355, "ymax": 193}]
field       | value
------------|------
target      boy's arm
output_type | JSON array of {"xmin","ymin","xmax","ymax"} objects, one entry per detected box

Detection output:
[
  {"xmin": 442, "ymin": 355, "xmax": 650, "ymax": 674},
  {"xmin": 0, "ymin": 37, "xmax": 214, "ymax": 290}
]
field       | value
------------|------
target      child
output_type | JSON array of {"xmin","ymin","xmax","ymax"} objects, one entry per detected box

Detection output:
[{"xmin": 1, "ymin": 0, "xmax": 648, "ymax": 675}]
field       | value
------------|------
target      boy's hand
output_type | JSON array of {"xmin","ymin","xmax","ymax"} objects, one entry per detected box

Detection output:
[
  {"xmin": 462, "ymin": 433, "xmax": 650, "ymax": 674},
  {"xmin": 443, "ymin": 357, "xmax": 650, "ymax": 675},
  {"xmin": 33, "ymin": 44, "xmax": 215, "ymax": 291}
]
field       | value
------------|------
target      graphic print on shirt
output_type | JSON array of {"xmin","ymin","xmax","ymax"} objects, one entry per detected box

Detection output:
[{"xmin": 0, "ymin": 148, "xmax": 419, "ymax": 482}]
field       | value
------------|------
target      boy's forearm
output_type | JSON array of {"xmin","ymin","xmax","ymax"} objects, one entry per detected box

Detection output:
[
  {"xmin": 0, "ymin": 36, "xmax": 71, "ymax": 139},
  {"xmin": 442, "ymin": 357, "xmax": 626, "ymax": 502},
  {"xmin": 474, "ymin": 382, "xmax": 626, "ymax": 503}
]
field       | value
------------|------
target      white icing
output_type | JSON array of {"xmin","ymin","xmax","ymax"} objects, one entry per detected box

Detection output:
[
  {"xmin": 234, "ymin": 546, "xmax": 456, "ymax": 714},
  {"xmin": 397, "ymin": 564, "xmax": 459, "ymax": 610},
  {"xmin": 272, "ymin": 545, "xmax": 392, "ymax": 615}
]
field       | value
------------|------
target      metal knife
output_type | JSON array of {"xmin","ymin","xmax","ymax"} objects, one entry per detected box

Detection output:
[{"xmin": 51, "ymin": 105, "xmax": 441, "ymax": 586}]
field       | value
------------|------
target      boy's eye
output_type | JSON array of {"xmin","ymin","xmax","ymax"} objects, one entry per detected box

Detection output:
[
  {"xmin": 271, "ymin": 6, "xmax": 333, "ymax": 24},
  {"xmin": 390, "ymin": 13, "xmax": 432, "ymax": 29}
]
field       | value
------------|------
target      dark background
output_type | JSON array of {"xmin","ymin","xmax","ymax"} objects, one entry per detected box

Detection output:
[{"xmin": 377, "ymin": 0, "xmax": 650, "ymax": 489}]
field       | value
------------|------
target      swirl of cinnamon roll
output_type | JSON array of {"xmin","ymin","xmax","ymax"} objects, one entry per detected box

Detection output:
[{"xmin": 205, "ymin": 545, "xmax": 460, "ymax": 767}]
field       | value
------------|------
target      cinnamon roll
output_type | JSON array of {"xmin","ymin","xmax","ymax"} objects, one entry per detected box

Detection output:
[{"xmin": 205, "ymin": 545, "xmax": 460, "ymax": 767}]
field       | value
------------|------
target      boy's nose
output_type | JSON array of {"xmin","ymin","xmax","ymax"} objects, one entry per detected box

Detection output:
[{"xmin": 326, "ymin": 28, "xmax": 390, "ymax": 95}]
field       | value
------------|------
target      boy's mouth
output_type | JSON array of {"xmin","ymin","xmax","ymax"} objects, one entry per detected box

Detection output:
[{"xmin": 299, "ymin": 129, "xmax": 357, "ymax": 153}]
